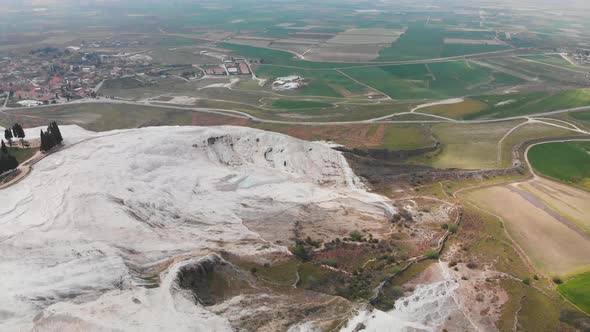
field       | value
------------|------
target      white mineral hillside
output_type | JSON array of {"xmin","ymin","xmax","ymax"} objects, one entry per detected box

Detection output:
[{"xmin": 0, "ymin": 125, "xmax": 393, "ymax": 331}]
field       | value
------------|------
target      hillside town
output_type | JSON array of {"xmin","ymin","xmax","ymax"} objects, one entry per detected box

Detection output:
[
  {"xmin": 0, "ymin": 47, "xmax": 118, "ymax": 107},
  {"xmin": 0, "ymin": 41, "xmax": 254, "ymax": 108}
]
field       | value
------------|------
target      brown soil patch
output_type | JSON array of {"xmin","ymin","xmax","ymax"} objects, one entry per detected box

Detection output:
[
  {"xmin": 262, "ymin": 124, "xmax": 387, "ymax": 149},
  {"xmin": 518, "ymin": 178, "xmax": 590, "ymax": 234},
  {"xmin": 468, "ymin": 186, "xmax": 590, "ymax": 275}
]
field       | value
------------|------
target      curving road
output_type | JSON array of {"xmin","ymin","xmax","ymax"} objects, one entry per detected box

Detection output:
[{"xmin": 2, "ymin": 98, "xmax": 590, "ymax": 127}]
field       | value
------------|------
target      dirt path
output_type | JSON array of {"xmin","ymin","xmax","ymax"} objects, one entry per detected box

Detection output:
[
  {"xmin": 533, "ymin": 117, "xmax": 584, "ymax": 131},
  {"xmin": 496, "ymin": 119, "xmax": 530, "ymax": 166},
  {"xmin": 519, "ymin": 56, "xmax": 590, "ymax": 75},
  {"xmin": 496, "ymin": 117, "xmax": 589, "ymax": 167},
  {"xmin": 559, "ymin": 53, "xmax": 577, "ymax": 66},
  {"xmin": 409, "ymin": 98, "xmax": 464, "ymax": 113},
  {"xmin": 468, "ymin": 59, "xmax": 539, "ymax": 82},
  {"xmin": 335, "ymin": 69, "xmax": 392, "ymax": 100},
  {"xmin": 5, "ymin": 98, "xmax": 590, "ymax": 127}
]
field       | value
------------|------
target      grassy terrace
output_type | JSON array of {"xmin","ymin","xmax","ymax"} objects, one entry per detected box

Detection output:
[
  {"xmin": 468, "ymin": 89, "xmax": 590, "ymax": 120},
  {"xmin": 8, "ymin": 147, "xmax": 36, "ymax": 164},
  {"xmin": 271, "ymin": 99, "xmax": 333, "ymax": 110},
  {"xmin": 400, "ymin": 89, "xmax": 590, "ymax": 121}
]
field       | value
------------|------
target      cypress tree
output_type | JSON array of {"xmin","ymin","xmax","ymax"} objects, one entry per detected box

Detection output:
[
  {"xmin": 4, "ymin": 128, "xmax": 12, "ymax": 141},
  {"xmin": 0, "ymin": 140, "xmax": 18, "ymax": 173},
  {"xmin": 12, "ymin": 124, "xmax": 19, "ymax": 138},
  {"xmin": 12, "ymin": 123, "xmax": 25, "ymax": 139},
  {"xmin": 46, "ymin": 128, "xmax": 56, "ymax": 150},
  {"xmin": 40, "ymin": 130, "xmax": 48, "ymax": 152},
  {"xmin": 50, "ymin": 122, "xmax": 63, "ymax": 144}
]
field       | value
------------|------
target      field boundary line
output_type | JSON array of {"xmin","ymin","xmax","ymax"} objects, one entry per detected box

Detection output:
[{"xmin": 335, "ymin": 69, "xmax": 393, "ymax": 100}]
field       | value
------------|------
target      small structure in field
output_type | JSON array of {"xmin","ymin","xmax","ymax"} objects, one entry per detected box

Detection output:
[
  {"xmin": 272, "ymin": 75, "xmax": 305, "ymax": 91},
  {"xmin": 17, "ymin": 100, "xmax": 43, "ymax": 107}
]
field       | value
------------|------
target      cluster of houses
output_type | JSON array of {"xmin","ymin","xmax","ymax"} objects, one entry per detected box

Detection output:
[
  {"xmin": 569, "ymin": 50, "xmax": 590, "ymax": 66},
  {"xmin": 204, "ymin": 59, "xmax": 251, "ymax": 76},
  {"xmin": 0, "ymin": 45, "xmax": 160, "ymax": 107}
]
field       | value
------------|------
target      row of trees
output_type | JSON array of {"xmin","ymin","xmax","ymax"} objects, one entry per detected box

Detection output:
[
  {"xmin": 4, "ymin": 123, "xmax": 26, "ymax": 146},
  {"xmin": 40, "ymin": 122, "xmax": 63, "ymax": 152},
  {"xmin": 0, "ymin": 140, "xmax": 18, "ymax": 174},
  {"xmin": 0, "ymin": 121, "xmax": 64, "ymax": 176}
]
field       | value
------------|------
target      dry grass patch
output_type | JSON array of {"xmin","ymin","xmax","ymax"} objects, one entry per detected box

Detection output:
[
  {"xmin": 468, "ymin": 186, "xmax": 590, "ymax": 275},
  {"xmin": 420, "ymin": 99, "xmax": 487, "ymax": 119},
  {"xmin": 518, "ymin": 178, "xmax": 590, "ymax": 235}
]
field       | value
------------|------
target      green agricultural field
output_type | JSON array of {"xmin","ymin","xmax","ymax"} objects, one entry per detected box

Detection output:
[
  {"xmin": 342, "ymin": 61, "xmax": 524, "ymax": 100},
  {"xmin": 420, "ymin": 99, "xmax": 487, "ymax": 119},
  {"xmin": 442, "ymin": 29, "xmax": 497, "ymax": 39},
  {"xmin": 341, "ymin": 65, "xmax": 432, "ymax": 99},
  {"xmin": 558, "ymin": 271, "xmax": 590, "ymax": 314},
  {"xmin": 271, "ymin": 99, "xmax": 333, "ymax": 110},
  {"xmin": 519, "ymin": 54, "xmax": 586, "ymax": 71},
  {"xmin": 571, "ymin": 110, "xmax": 590, "ymax": 122},
  {"xmin": 254, "ymin": 66, "xmax": 368, "ymax": 97},
  {"xmin": 219, "ymin": 42, "xmax": 364, "ymax": 69},
  {"xmin": 376, "ymin": 24, "xmax": 512, "ymax": 61},
  {"xmin": 468, "ymin": 89, "xmax": 590, "ymax": 119},
  {"xmin": 528, "ymin": 141, "xmax": 590, "ymax": 190},
  {"xmin": 377, "ymin": 24, "xmax": 445, "ymax": 61},
  {"xmin": 428, "ymin": 61, "xmax": 493, "ymax": 96},
  {"xmin": 440, "ymin": 44, "xmax": 510, "ymax": 58}
]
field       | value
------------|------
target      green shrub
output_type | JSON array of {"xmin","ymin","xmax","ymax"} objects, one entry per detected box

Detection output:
[
  {"xmin": 349, "ymin": 231, "xmax": 363, "ymax": 242},
  {"xmin": 523, "ymin": 277, "xmax": 531, "ymax": 285},
  {"xmin": 304, "ymin": 236, "xmax": 322, "ymax": 248},
  {"xmin": 320, "ymin": 259, "xmax": 338, "ymax": 268},
  {"xmin": 425, "ymin": 249, "xmax": 439, "ymax": 259},
  {"xmin": 448, "ymin": 224, "xmax": 459, "ymax": 233},
  {"xmin": 290, "ymin": 244, "xmax": 310, "ymax": 261}
]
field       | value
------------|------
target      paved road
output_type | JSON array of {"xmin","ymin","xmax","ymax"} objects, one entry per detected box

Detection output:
[{"xmin": 2, "ymin": 98, "xmax": 590, "ymax": 127}]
